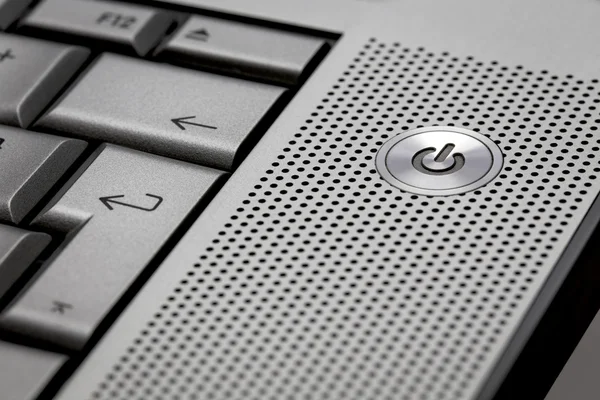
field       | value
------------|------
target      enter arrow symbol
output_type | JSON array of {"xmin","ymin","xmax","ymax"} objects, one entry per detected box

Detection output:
[
  {"xmin": 171, "ymin": 116, "xmax": 217, "ymax": 131},
  {"xmin": 100, "ymin": 193, "xmax": 163, "ymax": 212}
]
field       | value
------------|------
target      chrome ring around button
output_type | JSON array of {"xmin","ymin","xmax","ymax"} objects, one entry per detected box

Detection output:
[{"xmin": 375, "ymin": 126, "xmax": 504, "ymax": 196}]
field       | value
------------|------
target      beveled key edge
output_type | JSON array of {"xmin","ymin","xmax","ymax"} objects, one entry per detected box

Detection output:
[
  {"xmin": 6, "ymin": 137, "xmax": 87, "ymax": 224},
  {"xmin": 131, "ymin": 10, "xmax": 175, "ymax": 56},
  {"xmin": 0, "ymin": 227, "xmax": 51, "ymax": 300},
  {"xmin": 16, "ymin": 45, "xmax": 90, "ymax": 128},
  {"xmin": 0, "ymin": 0, "xmax": 34, "ymax": 30}
]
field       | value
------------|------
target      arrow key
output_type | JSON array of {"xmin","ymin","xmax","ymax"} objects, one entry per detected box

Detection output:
[
  {"xmin": 0, "ymin": 144, "xmax": 224, "ymax": 350},
  {"xmin": 34, "ymin": 53, "xmax": 285, "ymax": 170}
]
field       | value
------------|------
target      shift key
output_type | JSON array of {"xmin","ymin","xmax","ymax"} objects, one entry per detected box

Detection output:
[
  {"xmin": 35, "ymin": 53, "xmax": 285, "ymax": 170},
  {"xmin": 0, "ymin": 144, "xmax": 224, "ymax": 350}
]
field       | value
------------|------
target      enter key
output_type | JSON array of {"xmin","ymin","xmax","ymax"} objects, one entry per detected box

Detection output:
[{"xmin": 0, "ymin": 144, "xmax": 224, "ymax": 351}]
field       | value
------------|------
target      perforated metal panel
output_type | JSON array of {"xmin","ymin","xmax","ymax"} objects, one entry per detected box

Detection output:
[{"xmin": 89, "ymin": 40, "xmax": 600, "ymax": 400}]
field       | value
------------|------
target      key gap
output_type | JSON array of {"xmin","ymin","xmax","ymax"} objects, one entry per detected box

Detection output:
[
  {"xmin": 154, "ymin": 38, "xmax": 332, "ymax": 87},
  {"xmin": 18, "ymin": 144, "xmax": 100, "ymax": 229},
  {"xmin": 0, "ymin": 144, "xmax": 101, "ymax": 350},
  {"xmin": 26, "ymin": 51, "xmax": 101, "ymax": 130},
  {"xmin": 13, "ymin": 25, "xmax": 168, "ymax": 60},
  {"xmin": 2, "ymin": 0, "xmax": 44, "ymax": 33},
  {"xmin": 232, "ymin": 87, "xmax": 295, "ymax": 168}
]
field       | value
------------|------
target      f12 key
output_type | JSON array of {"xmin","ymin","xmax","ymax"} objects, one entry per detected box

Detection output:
[{"xmin": 19, "ymin": 0, "xmax": 174, "ymax": 56}]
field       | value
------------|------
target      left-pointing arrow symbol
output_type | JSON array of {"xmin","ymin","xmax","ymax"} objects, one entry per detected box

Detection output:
[
  {"xmin": 171, "ymin": 116, "xmax": 217, "ymax": 131},
  {"xmin": 99, "ymin": 193, "xmax": 163, "ymax": 212}
]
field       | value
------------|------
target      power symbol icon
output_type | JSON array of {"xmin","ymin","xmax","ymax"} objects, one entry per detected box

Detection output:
[
  {"xmin": 412, "ymin": 143, "xmax": 465, "ymax": 175},
  {"xmin": 375, "ymin": 126, "xmax": 503, "ymax": 196}
]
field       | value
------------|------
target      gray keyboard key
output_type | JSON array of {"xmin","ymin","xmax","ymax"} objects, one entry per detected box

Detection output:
[
  {"xmin": 0, "ymin": 0, "xmax": 33, "ymax": 30},
  {"xmin": 0, "ymin": 225, "xmax": 50, "ymax": 300},
  {"xmin": 0, "ymin": 341, "xmax": 66, "ymax": 400},
  {"xmin": 158, "ymin": 15, "xmax": 326, "ymax": 85},
  {"xmin": 0, "ymin": 126, "xmax": 86, "ymax": 224},
  {"xmin": 35, "ymin": 53, "xmax": 285, "ymax": 170},
  {"xmin": 20, "ymin": 0, "xmax": 173, "ymax": 56},
  {"xmin": 0, "ymin": 33, "xmax": 89, "ymax": 128},
  {"xmin": 0, "ymin": 144, "xmax": 224, "ymax": 350}
]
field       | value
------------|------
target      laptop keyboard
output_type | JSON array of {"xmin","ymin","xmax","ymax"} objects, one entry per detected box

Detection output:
[{"xmin": 0, "ymin": 0, "xmax": 330, "ymax": 398}]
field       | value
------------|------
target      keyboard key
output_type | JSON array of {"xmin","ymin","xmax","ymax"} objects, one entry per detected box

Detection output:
[
  {"xmin": 0, "ymin": 33, "xmax": 89, "ymax": 128},
  {"xmin": 0, "ymin": 144, "xmax": 224, "ymax": 350},
  {"xmin": 0, "ymin": 225, "xmax": 50, "ymax": 300},
  {"xmin": 35, "ymin": 53, "xmax": 285, "ymax": 170},
  {"xmin": 157, "ymin": 15, "xmax": 327, "ymax": 85},
  {"xmin": 0, "ymin": 341, "xmax": 66, "ymax": 400},
  {"xmin": 20, "ymin": 0, "xmax": 174, "ymax": 56},
  {"xmin": 0, "ymin": 0, "xmax": 33, "ymax": 30},
  {"xmin": 0, "ymin": 127, "xmax": 86, "ymax": 224}
]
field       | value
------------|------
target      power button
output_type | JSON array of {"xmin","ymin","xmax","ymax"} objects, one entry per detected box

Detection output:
[{"xmin": 375, "ymin": 126, "xmax": 503, "ymax": 196}]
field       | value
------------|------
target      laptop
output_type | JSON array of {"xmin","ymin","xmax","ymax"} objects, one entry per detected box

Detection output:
[{"xmin": 0, "ymin": 0, "xmax": 599, "ymax": 398}]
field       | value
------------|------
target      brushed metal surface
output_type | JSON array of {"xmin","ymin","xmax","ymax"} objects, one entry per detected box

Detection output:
[{"xmin": 55, "ymin": 0, "xmax": 600, "ymax": 399}]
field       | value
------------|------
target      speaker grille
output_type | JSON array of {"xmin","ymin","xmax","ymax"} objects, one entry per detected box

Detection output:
[{"xmin": 93, "ymin": 39, "xmax": 600, "ymax": 400}]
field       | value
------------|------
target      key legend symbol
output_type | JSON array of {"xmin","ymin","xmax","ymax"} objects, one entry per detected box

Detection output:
[
  {"xmin": 185, "ymin": 28, "xmax": 210, "ymax": 41},
  {"xmin": 412, "ymin": 142, "xmax": 466, "ymax": 176},
  {"xmin": 99, "ymin": 193, "xmax": 163, "ymax": 212},
  {"xmin": 51, "ymin": 301, "xmax": 73, "ymax": 314},
  {"xmin": 375, "ymin": 126, "xmax": 504, "ymax": 196},
  {"xmin": 0, "ymin": 49, "xmax": 15, "ymax": 62},
  {"xmin": 96, "ymin": 12, "xmax": 137, "ymax": 29},
  {"xmin": 171, "ymin": 116, "xmax": 217, "ymax": 131}
]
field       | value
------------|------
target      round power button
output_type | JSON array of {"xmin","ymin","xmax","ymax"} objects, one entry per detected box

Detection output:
[{"xmin": 375, "ymin": 126, "xmax": 503, "ymax": 196}]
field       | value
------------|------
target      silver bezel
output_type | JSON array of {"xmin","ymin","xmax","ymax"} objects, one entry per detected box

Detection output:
[{"xmin": 375, "ymin": 126, "xmax": 504, "ymax": 196}]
